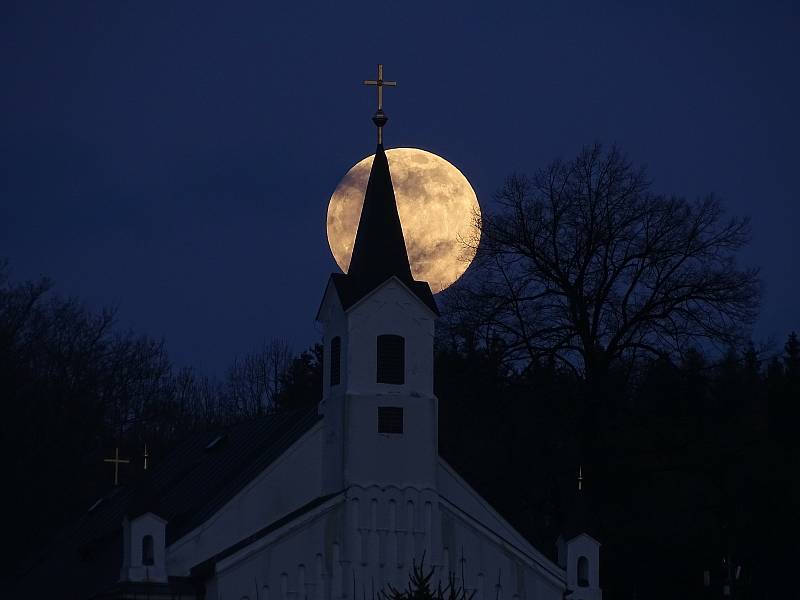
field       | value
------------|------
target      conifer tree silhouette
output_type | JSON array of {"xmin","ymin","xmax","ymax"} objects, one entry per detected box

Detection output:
[{"xmin": 380, "ymin": 554, "xmax": 476, "ymax": 600}]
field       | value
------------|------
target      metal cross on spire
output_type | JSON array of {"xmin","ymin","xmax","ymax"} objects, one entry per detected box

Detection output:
[
  {"xmin": 363, "ymin": 64, "xmax": 397, "ymax": 145},
  {"xmin": 103, "ymin": 447, "xmax": 130, "ymax": 486}
]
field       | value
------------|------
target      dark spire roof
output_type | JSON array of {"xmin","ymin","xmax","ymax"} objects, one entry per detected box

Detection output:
[
  {"xmin": 349, "ymin": 144, "xmax": 413, "ymax": 285},
  {"xmin": 328, "ymin": 144, "xmax": 438, "ymax": 315}
]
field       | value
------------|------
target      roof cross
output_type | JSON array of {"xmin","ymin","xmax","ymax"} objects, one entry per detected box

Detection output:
[
  {"xmin": 103, "ymin": 447, "xmax": 130, "ymax": 486},
  {"xmin": 363, "ymin": 64, "xmax": 397, "ymax": 145},
  {"xmin": 143, "ymin": 444, "xmax": 150, "ymax": 471}
]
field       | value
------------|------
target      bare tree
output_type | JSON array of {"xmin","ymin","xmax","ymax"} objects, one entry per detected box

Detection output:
[
  {"xmin": 226, "ymin": 338, "xmax": 292, "ymax": 416},
  {"xmin": 445, "ymin": 144, "xmax": 760, "ymax": 390}
]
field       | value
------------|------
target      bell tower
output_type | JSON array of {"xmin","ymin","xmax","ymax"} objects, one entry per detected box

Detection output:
[{"xmin": 316, "ymin": 65, "xmax": 439, "ymax": 495}]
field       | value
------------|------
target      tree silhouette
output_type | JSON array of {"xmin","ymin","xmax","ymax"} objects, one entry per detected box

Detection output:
[
  {"xmin": 446, "ymin": 144, "xmax": 760, "ymax": 394},
  {"xmin": 380, "ymin": 554, "xmax": 475, "ymax": 600},
  {"xmin": 784, "ymin": 331, "xmax": 800, "ymax": 376}
]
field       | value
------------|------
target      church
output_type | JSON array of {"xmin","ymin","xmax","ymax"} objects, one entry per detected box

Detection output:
[{"xmin": 17, "ymin": 68, "xmax": 601, "ymax": 600}]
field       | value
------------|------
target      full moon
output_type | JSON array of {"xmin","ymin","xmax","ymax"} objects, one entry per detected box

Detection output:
[{"xmin": 327, "ymin": 148, "xmax": 480, "ymax": 293}]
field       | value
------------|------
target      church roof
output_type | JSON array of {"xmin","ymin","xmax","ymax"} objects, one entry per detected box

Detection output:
[
  {"xmin": 191, "ymin": 491, "xmax": 342, "ymax": 579},
  {"xmin": 130, "ymin": 406, "xmax": 321, "ymax": 536},
  {"xmin": 13, "ymin": 406, "xmax": 321, "ymax": 598},
  {"xmin": 331, "ymin": 144, "xmax": 438, "ymax": 315},
  {"xmin": 329, "ymin": 272, "xmax": 438, "ymax": 315}
]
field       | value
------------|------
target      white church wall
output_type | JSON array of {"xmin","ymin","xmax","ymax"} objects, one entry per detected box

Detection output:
[
  {"xmin": 345, "ymin": 278, "xmax": 436, "ymax": 397},
  {"xmin": 212, "ymin": 485, "xmax": 445, "ymax": 600},
  {"xmin": 343, "ymin": 280, "xmax": 438, "ymax": 490},
  {"xmin": 437, "ymin": 459, "xmax": 557, "ymax": 570},
  {"xmin": 344, "ymin": 484, "xmax": 444, "ymax": 591},
  {"xmin": 168, "ymin": 422, "xmax": 325, "ymax": 575},
  {"xmin": 319, "ymin": 282, "xmax": 348, "ymax": 495},
  {"xmin": 342, "ymin": 391, "xmax": 438, "ymax": 488},
  {"xmin": 439, "ymin": 504, "xmax": 564, "ymax": 600},
  {"xmin": 319, "ymin": 277, "xmax": 439, "ymax": 493},
  {"xmin": 563, "ymin": 534, "xmax": 601, "ymax": 600},
  {"xmin": 319, "ymin": 281, "xmax": 349, "ymax": 401},
  {"xmin": 214, "ymin": 498, "xmax": 346, "ymax": 600},
  {"xmin": 320, "ymin": 388, "xmax": 346, "ymax": 495},
  {"xmin": 120, "ymin": 512, "xmax": 168, "ymax": 583},
  {"xmin": 208, "ymin": 483, "xmax": 568, "ymax": 600}
]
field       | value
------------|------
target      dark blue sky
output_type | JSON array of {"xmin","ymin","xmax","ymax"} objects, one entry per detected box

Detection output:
[{"xmin": 2, "ymin": 1, "xmax": 797, "ymax": 374}]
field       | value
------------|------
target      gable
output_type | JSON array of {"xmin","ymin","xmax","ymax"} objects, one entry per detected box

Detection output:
[
  {"xmin": 345, "ymin": 275, "xmax": 439, "ymax": 318},
  {"xmin": 327, "ymin": 272, "xmax": 439, "ymax": 317}
]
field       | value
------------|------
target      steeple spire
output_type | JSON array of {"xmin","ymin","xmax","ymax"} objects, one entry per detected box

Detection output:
[
  {"xmin": 322, "ymin": 65, "xmax": 437, "ymax": 315},
  {"xmin": 347, "ymin": 145, "xmax": 413, "ymax": 288}
]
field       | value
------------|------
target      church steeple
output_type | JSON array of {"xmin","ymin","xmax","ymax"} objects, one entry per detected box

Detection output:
[
  {"xmin": 351, "ymin": 63, "xmax": 411, "ymax": 286},
  {"xmin": 315, "ymin": 62, "xmax": 440, "ymax": 513},
  {"xmin": 326, "ymin": 64, "xmax": 438, "ymax": 315}
]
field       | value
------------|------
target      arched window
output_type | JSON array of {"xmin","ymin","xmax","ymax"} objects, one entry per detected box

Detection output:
[
  {"xmin": 142, "ymin": 535, "xmax": 154, "ymax": 566},
  {"xmin": 377, "ymin": 335, "xmax": 404, "ymax": 384},
  {"xmin": 577, "ymin": 556, "xmax": 589, "ymax": 587},
  {"xmin": 330, "ymin": 336, "xmax": 341, "ymax": 386}
]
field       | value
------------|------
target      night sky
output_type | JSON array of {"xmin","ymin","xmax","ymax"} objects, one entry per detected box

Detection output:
[{"xmin": 2, "ymin": 2, "xmax": 797, "ymax": 375}]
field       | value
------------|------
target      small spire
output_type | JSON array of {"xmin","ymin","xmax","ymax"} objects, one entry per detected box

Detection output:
[{"xmin": 363, "ymin": 64, "xmax": 396, "ymax": 145}]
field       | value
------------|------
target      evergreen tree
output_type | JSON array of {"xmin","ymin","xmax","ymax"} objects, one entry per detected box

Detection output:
[
  {"xmin": 380, "ymin": 555, "xmax": 475, "ymax": 600},
  {"xmin": 277, "ymin": 342, "xmax": 323, "ymax": 411}
]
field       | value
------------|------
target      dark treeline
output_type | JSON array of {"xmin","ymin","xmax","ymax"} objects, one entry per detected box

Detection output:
[
  {"xmin": 435, "ymin": 329, "xmax": 799, "ymax": 600},
  {"xmin": 435, "ymin": 144, "xmax": 796, "ymax": 600},
  {"xmin": 0, "ymin": 260, "xmax": 321, "ymax": 579}
]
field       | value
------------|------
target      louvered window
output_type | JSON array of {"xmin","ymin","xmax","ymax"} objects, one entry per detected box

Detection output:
[
  {"xmin": 330, "ymin": 336, "xmax": 341, "ymax": 386},
  {"xmin": 378, "ymin": 406, "xmax": 404, "ymax": 434},
  {"xmin": 376, "ymin": 335, "xmax": 404, "ymax": 384},
  {"xmin": 142, "ymin": 535, "xmax": 154, "ymax": 566},
  {"xmin": 577, "ymin": 556, "xmax": 589, "ymax": 587}
]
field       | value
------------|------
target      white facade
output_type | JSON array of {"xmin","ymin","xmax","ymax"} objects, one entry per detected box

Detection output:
[
  {"xmin": 117, "ymin": 276, "xmax": 600, "ymax": 600},
  {"xmin": 121, "ymin": 512, "xmax": 168, "ymax": 583},
  {"xmin": 557, "ymin": 534, "xmax": 602, "ymax": 600}
]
